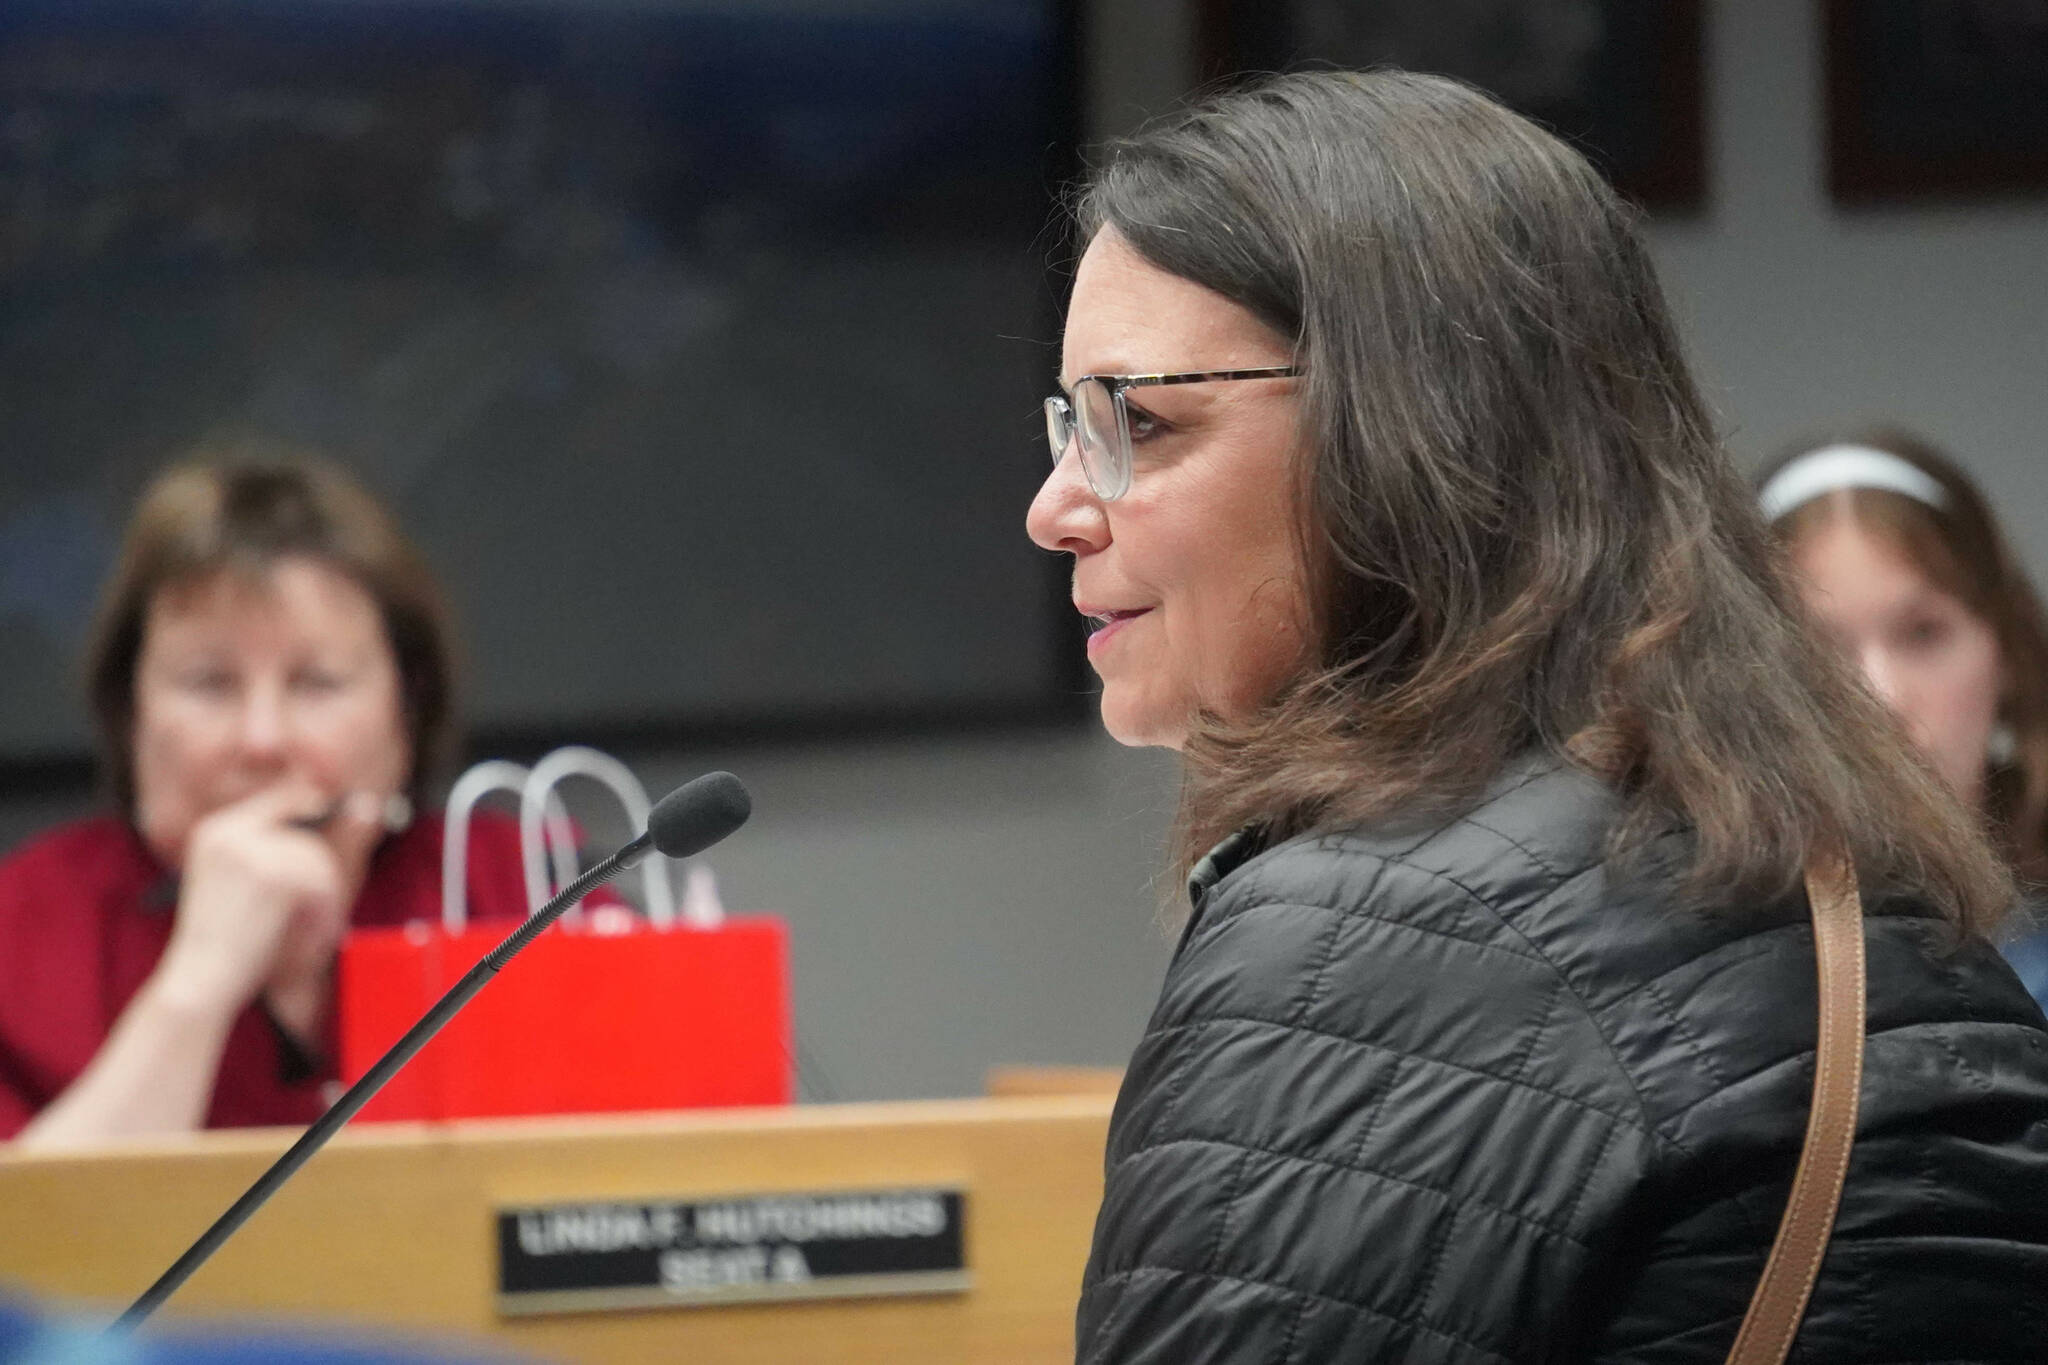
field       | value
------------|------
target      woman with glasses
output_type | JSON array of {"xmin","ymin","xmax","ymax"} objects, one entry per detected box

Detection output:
[
  {"xmin": 0, "ymin": 449, "xmax": 534, "ymax": 1149},
  {"xmin": 1029, "ymin": 71, "xmax": 2048, "ymax": 1363}
]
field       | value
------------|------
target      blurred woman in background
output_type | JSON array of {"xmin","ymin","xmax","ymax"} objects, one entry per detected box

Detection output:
[
  {"xmin": 0, "ymin": 448, "xmax": 530, "ymax": 1147},
  {"xmin": 1761, "ymin": 429, "xmax": 2048, "ymax": 1008}
]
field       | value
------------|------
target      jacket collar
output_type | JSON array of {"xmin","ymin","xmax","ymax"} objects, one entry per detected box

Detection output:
[
  {"xmin": 1186, "ymin": 824, "xmax": 1266, "ymax": 915},
  {"xmin": 1180, "ymin": 753, "xmax": 1573, "ymax": 929}
]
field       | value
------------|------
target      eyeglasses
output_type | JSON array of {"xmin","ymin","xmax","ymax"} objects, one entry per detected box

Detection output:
[{"xmin": 1043, "ymin": 366, "xmax": 1302, "ymax": 501}]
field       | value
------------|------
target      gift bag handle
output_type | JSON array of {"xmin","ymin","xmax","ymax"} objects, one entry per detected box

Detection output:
[
  {"xmin": 519, "ymin": 746, "xmax": 678, "ymax": 926},
  {"xmin": 1725, "ymin": 845, "xmax": 1867, "ymax": 1364},
  {"xmin": 441, "ymin": 760, "xmax": 579, "ymax": 935}
]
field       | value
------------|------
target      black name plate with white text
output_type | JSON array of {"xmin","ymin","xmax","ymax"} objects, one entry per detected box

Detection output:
[{"xmin": 496, "ymin": 1187, "xmax": 969, "ymax": 1316}]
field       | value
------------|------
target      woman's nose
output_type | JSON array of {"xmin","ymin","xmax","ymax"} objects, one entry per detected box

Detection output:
[
  {"xmin": 1026, "ymin": 447, "xmax": 1110, "ymax": 556},
  {"xmin": 235, "ymin": 679, "xmax": 291, "ymax": 759}
]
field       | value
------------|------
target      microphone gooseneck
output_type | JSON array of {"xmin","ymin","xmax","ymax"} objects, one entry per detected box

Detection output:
[{"xmin": 108, "ymin": 772, "xmax": 753, "ymax": 1336}]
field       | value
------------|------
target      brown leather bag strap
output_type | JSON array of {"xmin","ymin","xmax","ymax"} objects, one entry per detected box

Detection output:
[{"xmin": 1725, "ymin": 846, "xmax": 1868, "ymax": 1365}]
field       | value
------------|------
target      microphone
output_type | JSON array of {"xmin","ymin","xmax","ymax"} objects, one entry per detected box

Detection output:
[
  {"xmin": 108, "ymin": 771, "xmax": 753, "ymax": 1335},
  {"xmin": 645, "ymin": 770, "xmax": 752, "ymax": 861}
]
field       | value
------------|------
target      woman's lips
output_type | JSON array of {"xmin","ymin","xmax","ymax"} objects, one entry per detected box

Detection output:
[{"xmin": 1084, "ymin": 607, "xmax": 1152, "ymax": 657}]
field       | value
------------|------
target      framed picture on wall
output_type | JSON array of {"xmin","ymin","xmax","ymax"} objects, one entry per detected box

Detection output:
[
  {"xmin": 1197, "ymin": 0, "xmax": 1706, "ymax": 212},
  {"xmin": 1826, "ymin": 0, "xmax": 2048, "ymax": 203}
]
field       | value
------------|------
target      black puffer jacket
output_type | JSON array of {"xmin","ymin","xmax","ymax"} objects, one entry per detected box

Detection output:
[{"xmin": 1078, "ymin": 760, "xmax": 2048, "ymax": 1363}]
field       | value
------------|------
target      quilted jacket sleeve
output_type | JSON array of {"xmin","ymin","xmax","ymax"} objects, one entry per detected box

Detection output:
[{"xmin": 1076, "ymin": 834, "xmax": 1658, "ymax": 1365}]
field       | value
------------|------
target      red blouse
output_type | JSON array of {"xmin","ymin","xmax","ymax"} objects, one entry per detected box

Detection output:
[{"xmin": 0, "ymin": 811, "xmax": 535, "ymax": 1138}]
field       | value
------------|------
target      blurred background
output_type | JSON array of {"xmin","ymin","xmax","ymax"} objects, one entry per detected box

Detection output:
[{"xmin": 2, "ymin": 0, "xmax": 2044, "ymax": 1101}]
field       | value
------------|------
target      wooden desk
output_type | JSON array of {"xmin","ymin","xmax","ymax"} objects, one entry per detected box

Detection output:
[{"xmin": 0, "ymin": 1096, "xmax": 1112, "ymax": 1363}]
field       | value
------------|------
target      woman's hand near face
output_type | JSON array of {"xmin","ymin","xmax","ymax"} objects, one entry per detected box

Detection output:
[
  {"xmin": 260, "ymin": 790, "xmax": 388, "ymax": 1043},
  {"xmin": 14, "ymin": 782, "xmax": 384, "ymax": 1151},
  {"xmin": 157, "ymin": 780, "xmax": 382, "ymax": 1036}
]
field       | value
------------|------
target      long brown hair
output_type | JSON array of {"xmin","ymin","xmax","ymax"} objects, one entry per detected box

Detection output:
[
  {"xmin": 84, "ymin": 441, "xmax": 459, "ymax": 812},
  {"xmin": 1761, "ymin": 429, "xmax": 2048, "ymax": 887},
  {"xmin": 1076, "ymin": 71, "xmax": 2011, "ymax": 931}
]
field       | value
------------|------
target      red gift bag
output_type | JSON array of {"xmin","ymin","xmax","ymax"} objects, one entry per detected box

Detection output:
[
  {"xmin": 336, "ymin": 915, "xmax": 791, "ymax": 1121},
  {"xmin": 336, "ymin": 753, "xmax": 791, "ymax": 1121}
]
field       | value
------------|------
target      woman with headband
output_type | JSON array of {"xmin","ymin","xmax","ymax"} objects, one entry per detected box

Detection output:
[{"xmin": 1760, "ymin": 431, "xmax": 2048, "ymax": 1008}]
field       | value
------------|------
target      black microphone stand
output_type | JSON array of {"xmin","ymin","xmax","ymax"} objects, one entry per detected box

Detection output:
[{"xmin": 108, "ymin": 834, "xmax": 654, "ymax": 1335}]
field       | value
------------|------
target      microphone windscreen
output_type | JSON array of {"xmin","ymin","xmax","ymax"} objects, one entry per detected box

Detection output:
[{"xmin": 647, "ymin": 771, "xmax": 752, "ymax": 859}]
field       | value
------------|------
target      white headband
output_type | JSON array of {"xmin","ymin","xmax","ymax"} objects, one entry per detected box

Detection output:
[{"xmin": 1758, "ymin": 444, "xmax": 1950, "ymax": 522}]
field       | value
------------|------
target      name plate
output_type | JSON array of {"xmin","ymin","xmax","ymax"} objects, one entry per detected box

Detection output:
[{"xmin": 496, "ymin": 1187, "xmax": 969, "ymax": 1315}]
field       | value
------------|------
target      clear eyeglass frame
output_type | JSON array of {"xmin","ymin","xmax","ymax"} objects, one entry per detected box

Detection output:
[{"xmin": 1043, "ymin": 366, "xmax": 1303, "ymax": 501}]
